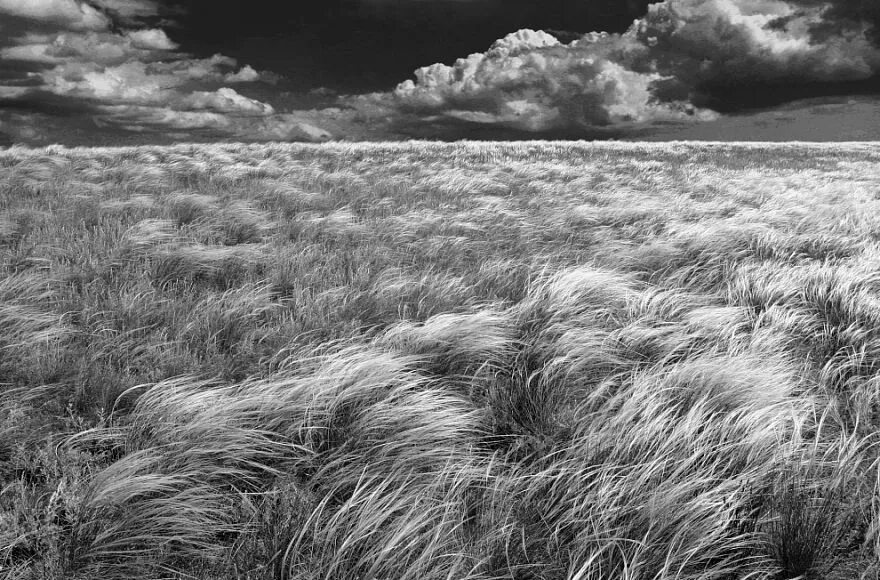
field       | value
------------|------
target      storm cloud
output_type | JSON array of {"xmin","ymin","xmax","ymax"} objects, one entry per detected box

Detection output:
[{"xmin": 387, "ymin": 0, "xmax": 880, "ymax": 133}]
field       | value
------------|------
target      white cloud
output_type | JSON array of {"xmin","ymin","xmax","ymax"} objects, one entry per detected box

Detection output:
[
  {"xmin": 34, "ymin": 52, "xmax": 265, "ymax": 105},
  {"xmin": 181, "ymin": 88, "xmax": 275, "ymax": 115},
  {"xmin": 388, "ymin": 0, "xmax": 880, "ymax": 132},
  {"xmin": 249, "ymin": 116, "xmax": 334, "ymax": 141},
  {"xmin": 1, "ymin": 30, "xmax": 176, "ymax": 64},
  {"xmin": 125, "ymin": 29, "xmax": 177, "ymax": 51},
  {"xmin": 225, "ymin": 65, "xmax": 260, "ymax": 83},
  {"xmin": 486, "ymin": 28, "xmax": 561, "ymax": 56},
  {"xmin": 0, "ymin": 0, "xmax": 109, "ymax": 30},
  {"xmin": 393, "ymin": 29, "xmax": 714, "ymax": 131},
  {"xmin": 41, "ymin": 61, "xmax": 169, "ymax": 102},
  {"xmin": 0, "ymin": 0, "xmax": 283, "ymax": 143}
]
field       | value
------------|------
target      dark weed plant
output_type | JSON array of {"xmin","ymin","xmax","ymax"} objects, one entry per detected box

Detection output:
[
  {"xmin": 1, "ymin": 141, "xmax": 880, "ymax": 579},
  {"xmin": 757, "ymin": 433, "xmax": 876, "ymax": 580}
]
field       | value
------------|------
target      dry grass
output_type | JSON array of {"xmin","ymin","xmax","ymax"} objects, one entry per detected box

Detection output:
[{"xmin": 1, "ymin": 141, "xmax": 880, "ymax": 579}]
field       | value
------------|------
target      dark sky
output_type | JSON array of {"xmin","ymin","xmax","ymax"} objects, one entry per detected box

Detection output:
[
  {"xmin": 1, "ymin": 0, "xmax": 879, "ymax": 145},
  {"xmin": 167, "ymin": 0, "xmax": 652, "ymax": 92}
]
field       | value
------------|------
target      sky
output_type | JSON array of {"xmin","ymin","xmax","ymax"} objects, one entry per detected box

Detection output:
[{"xmin": 1, "ymin": 0, "xmax": 879, "ymax": 145}]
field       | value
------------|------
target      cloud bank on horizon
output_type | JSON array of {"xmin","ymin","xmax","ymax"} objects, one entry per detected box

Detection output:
[
  {"xmin": 0, "ymin": 0, "xmax": 879, "ymax": 144},
  {"xmin": 381, "ymin": 0, "xmax": 880, "ymax": 134}
]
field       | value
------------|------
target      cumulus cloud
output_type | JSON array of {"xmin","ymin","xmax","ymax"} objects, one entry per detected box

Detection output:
[
  {"xmin": 181, "ymin": 88, "xmax": 276, "ymax": 115},
  {"xmin": 1, "ymin": 29, "xmax": 176, "ymax": 64},
  {"xmin": 387, "ymin": 0, "xmax": 880, "ymax": 133},
  {"xmin": 0, "ymin": 0, "xmax": 284, "ymax": 144},
  {"xmin": 125, "ymin": 28, "xmax": 177, "ymax": 51},
  {"xmin": 41, "ymin": 61, "xmax": 170, "ymax": 102},
  {"xmin": 393, "ymin": 28, "xmax": 714, "ymax": 131},
  {"xmin": 225, "ymin": 65, "xmax": 261, "ymax": 83},
  {"xmin": 21, "ymin": 51, "xmax": 264, "ymax": 105}
]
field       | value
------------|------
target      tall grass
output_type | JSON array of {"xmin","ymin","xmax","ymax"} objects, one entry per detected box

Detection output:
[{"xmin": 1, "ymin": 141, "xmax": 880, "ymax": 579}]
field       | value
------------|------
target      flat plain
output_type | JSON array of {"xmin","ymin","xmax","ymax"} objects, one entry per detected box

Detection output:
[{"xmin": 2, "ymin": 141, "xmax": 880, "ymax": 579}]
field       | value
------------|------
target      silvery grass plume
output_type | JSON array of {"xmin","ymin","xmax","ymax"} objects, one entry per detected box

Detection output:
[
  {"xmin": 0, "ymin": 273, "xmax": 69, "ymax": 384},
  {"xmin": 46, "ymin": 265, "xmax": 878, "ymax": 579}
]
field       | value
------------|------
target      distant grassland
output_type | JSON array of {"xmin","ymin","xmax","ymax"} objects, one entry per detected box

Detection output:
[{"xmin": 2, "ymin": 141, "xmax": 880, "ymax": 579}]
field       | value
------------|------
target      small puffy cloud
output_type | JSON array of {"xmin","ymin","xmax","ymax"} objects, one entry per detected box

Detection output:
[
  {"xmin": 290, "ymin": 121, "xmax": 333, "ymax": 141},
  {"xmin": 225, "ymin": 65, "xmax": 260, "ymax": 83},
  {"xmin": 125, "ymin": 29, "xmax": 177, "ymax": 51},
  {"xmin": 0, "ymin": 0, "xmax": 109, "ymax": 30},
  {"xmin": 250, "ymin": 116, "xmax": 335, "ymax": 141},
  {"xmin": 181, "ymin": 88, "xmax": 275, "ymax": 115}
]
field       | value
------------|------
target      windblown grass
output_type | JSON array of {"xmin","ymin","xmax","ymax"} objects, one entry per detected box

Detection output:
[{"xmin": 1, "ymin": 141, "xmax": 880, "ymax": 579}]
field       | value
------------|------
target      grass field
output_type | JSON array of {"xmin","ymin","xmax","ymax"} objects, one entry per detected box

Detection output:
[{"xmin": 1, "ymin": 140, "xmax": 880, "ymax": 579}]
